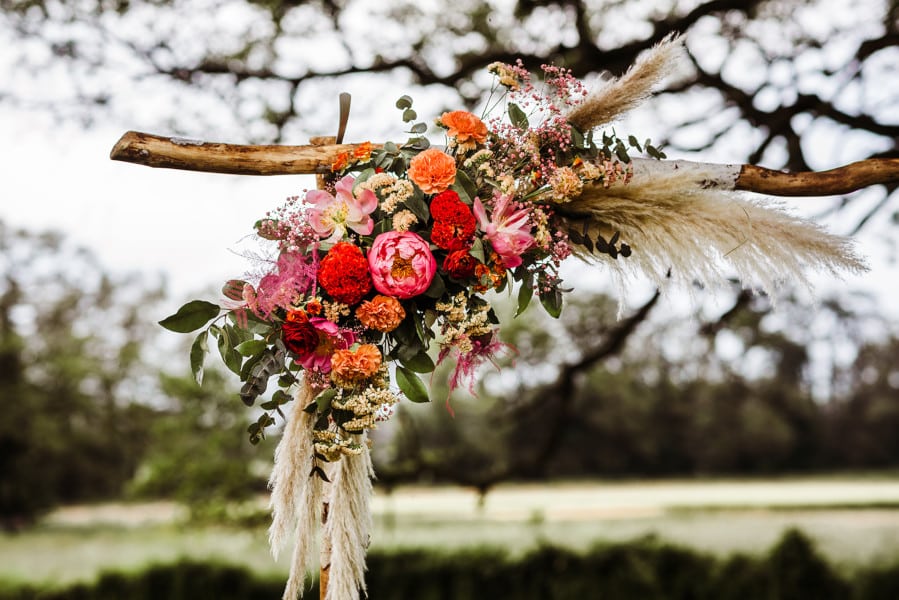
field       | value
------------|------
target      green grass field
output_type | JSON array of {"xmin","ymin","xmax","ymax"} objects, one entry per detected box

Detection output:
[{"xmin": 4, "ymin": 477, "xmax": 899, "ymax": 587}]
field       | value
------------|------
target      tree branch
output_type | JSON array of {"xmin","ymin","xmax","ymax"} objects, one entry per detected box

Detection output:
[{"xmin": 110, "ymin": 130, "xmax": 899, "ymax": 196}]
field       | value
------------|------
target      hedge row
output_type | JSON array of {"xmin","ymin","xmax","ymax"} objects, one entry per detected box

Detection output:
[{"xmin": 4, "ymin": 529, "xmax": 899, "ymax": 599}]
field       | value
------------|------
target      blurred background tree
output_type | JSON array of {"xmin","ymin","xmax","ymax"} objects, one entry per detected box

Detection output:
[{"xmin": 0, "ymin": 222, "xmax": 164, "ymax": 528}]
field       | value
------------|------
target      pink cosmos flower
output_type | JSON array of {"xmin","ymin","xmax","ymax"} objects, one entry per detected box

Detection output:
[
  {"xmin": 307, "ymin": 175, "xmax": 378, "ymax": 243},
  {"xmin": 293, "ymin": 317, "xmax": 356, "ymax": 373},
  {"xmin": 367, "ymin": 231, "xmax": 437, "ymax": 299},
  {"xmin": 473, "ymin": 193, "xmax": 535, "ymax": 268}
]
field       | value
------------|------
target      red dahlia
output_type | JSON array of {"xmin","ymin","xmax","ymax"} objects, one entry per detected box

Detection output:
[
  {"xmin": 442, "ymin": 249, "xmax": 480, "ymax": 279},
  {"xmin": 431, "ymin": 220, "xmax": 476, "ymax": 251},
  {"xmin": 429, "ymin": 190, "xmax": 464, "ymax": 221},
  {"xmin": 317, "ymin": 242, "xmax": 372, "ymax": 306}
]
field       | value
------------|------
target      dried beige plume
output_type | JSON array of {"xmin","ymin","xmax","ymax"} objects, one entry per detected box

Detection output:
[
  {"xmin": 565, "ymin": 33, "xmax": 685, "ymax": 130},
  {"xmin": 323, "ymin": 434, "xmax": 374, "ymax": 600},
  {"xmin": 269, "ymin": 381, "xmax": 322, "ymax": 599},
  {"xmin": 556, "ymin": 160, "xmax": 867, "ymax": 297}
]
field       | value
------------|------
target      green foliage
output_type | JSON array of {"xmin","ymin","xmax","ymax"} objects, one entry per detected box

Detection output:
[
  {"xmin": 0, "ymin": 223, "xmax": 164, "ymax": 529},
  {"xmin": 128, "ymin": 370, "xmax": 267, "ymax": 519},
  {"xmin": 7, "ymin": 530, "xmax": 899, "ymax": 600}
]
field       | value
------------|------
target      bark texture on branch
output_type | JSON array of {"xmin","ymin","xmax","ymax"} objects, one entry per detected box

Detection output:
[
  {"xmin": 109, "ymin": 130, "xmax": 369, "ymax": 175},
  {"xmin": 110, "ymin": 130, "xmax": 899, "ymax": 196}
]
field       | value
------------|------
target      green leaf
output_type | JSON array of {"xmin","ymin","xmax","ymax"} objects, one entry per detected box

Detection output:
[
  {"xmin": 647, "ymin": 144, "xmax": 666, "ymax": 160},
  {"xmin": 189, "ymin": 330, "xmax": 209, "ymax": 385},
  {"xmin": 469, "ymin": 238, "xmax": 486, "ymax": 265},
  {"xmin": 314, "ymin": 388, "xmax": 338, "ymax": 412},
  {"xmin": 217, "ymin": 327, "xmax": 243, "ymax": 375},
  {"xmin": 402, "ymin": 350, "xmax": 435, "ymax": 373},
  {"xmin": 396, "ymin": 366, "xmax": 430, "ymax": 403},
  {"xmin": 272, "ymin": 389, "xmax": 292, "ymax": 405},
  {"xmin": 403, "ymin": 187, "xmax": 430, "ymax": 222},
  {"xmin": 627, "ymin": 135, "xmax": 642, "ymax": 152},
  {"xmin": 236, "ymin": 339, "xmax": 267, "ymax": 357},
  {"xmin": 452, "ymin": 169, "xmax": 477, "ymax": 203},
  {"xmin": 159, "ymin": 300, "xmax": 220, "ymax": 333},
  {"xmin": 403, "ymin": 108, "xmax": 417, "ymax": 123},
  {"xmin": 516, "ymin": 280, "xmax": 534, "ymax": 317},
  {"xmin": 508, "ymin": 102, "xmax": 529, "ymax": 129},
  {"xmin": 353, "ymin": 168, "xmax": 376, "ymax": 189},
  {"xmin": 540, "ymin": 289, "xmax": 563, "ymax": 318},
  {"xmin": 424, "ymin": 273, "xmax": 446, "ymax": 299},
  {"xmin": 614, "ymin": 141, "xmax": 631, "ymax": 163},
  {"xmin": 395, "ymin": 95, "xmax": 413, "ymax": 109},
  {"xmin": 410, "ymin": 122, "xmax": 427, "ymax": 134}
]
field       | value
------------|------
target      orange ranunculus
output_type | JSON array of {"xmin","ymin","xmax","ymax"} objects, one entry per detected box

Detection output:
[
  {"xmin": 331, "ymin": 344, "xmax": 382, "ymax": 386},
  {"xmin": 331, "ymin": 151, "xmax": 349, "ymax": 172},
  {"xmin": 439, "ymin": 111, "xmax": 488, "ymax": 152},
  {"xmin": 407, "ymin": 148, "xmax": 456, "ymax": 195},
  {"xmin": 353, "ymin": 141, "xmax": 373, "ymax": 161},
  {"xmin": 355, "ymin": 295, "xmax": 406, "ymax": 333}
]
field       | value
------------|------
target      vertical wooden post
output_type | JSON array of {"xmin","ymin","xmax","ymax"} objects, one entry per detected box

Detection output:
[{"xmin": 309, "ymin": 135, "xmax": 336, "ymax": 600}]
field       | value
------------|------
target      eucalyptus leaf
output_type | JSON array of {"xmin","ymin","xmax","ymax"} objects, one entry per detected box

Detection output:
[
  {"xmin": 403, "ymin": 188, "xmax": 430, "ymax": 222},
  {"xmin": 403, "ymin": 108, "xmax": 417, "ymax": 122},
  {"xmin": 159, "ymin": 300, "xmax": 220, "ymax": 333},
  {"xmin": 410, "ymin": 122, "xmax": 427, "ymax": 134},
  {"xmin": 396, "ymin": 366, "xmax": 430, "ymax": 403},
  {"xmin": 395, "ymin": 95, "xmax": 412, "ymax": 109}
]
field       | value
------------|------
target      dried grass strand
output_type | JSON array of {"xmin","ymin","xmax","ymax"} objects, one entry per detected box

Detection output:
[
  {"xmin": 566, "ymin": 34, "xmax": 684, "ymax": 130},
  {"xmin": 558, "ymin": 167, "xmax": 867, "ymax": 299},
  {"xmin": 322, "ymin": 434, "xmax": 374, "ymax": 600},
  {"xmin": 269, "ymin": 381, "xmax": 322, "ymax": 599}
]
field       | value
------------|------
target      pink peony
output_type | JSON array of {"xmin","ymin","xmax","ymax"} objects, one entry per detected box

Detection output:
[
  {"xmin": 307, "ymin": 175, "xmax": 378, "ymax": 244},
  {"xmin": 292, "ymin": 316, "xmax": 356, "ymax": 373},
  {"xmin": 367, "ymin": 231, "xmax": 437, "ymax": 299},
  {"xmin": 473, "ymin": 193, "xmax": 535, "ymax": 268}
]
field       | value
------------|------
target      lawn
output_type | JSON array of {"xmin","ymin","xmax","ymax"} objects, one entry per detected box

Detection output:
[{"xmin": 3, "ymin": 477, "xmax": 899, "ymax": 586}]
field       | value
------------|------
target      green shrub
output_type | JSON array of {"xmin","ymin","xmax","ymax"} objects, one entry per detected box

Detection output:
[{"xmin": 4, "ymin": 530, "xmax": 899, "ymax": 600}]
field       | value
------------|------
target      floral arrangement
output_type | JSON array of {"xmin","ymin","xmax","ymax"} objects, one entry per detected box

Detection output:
[{"xmin": 159, "ymin": 36, "xmax": 864, "ymax": 600}]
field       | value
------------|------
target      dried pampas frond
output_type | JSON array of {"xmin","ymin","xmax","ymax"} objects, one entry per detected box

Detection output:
[
  {"xmin": 269, "ymin": 381, "xmax": 322, "ymax": 600},
  {"xmin": 556, "ymin": 160, "xmax": 867, "ymax": 297},
  {"xmin": 565, "ymin": 33, "xmax": 685, "ymax": 130},
  {"xmin": 323, "ymin": 434, "xmax": 374, "ymax": 600}
]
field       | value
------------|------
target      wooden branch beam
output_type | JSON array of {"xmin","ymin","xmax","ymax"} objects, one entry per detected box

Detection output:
[
  {"xmin": 109, "ymin": 131, "xmax": 370, "ymax": 176},
  {"xmin": 110, "ymin": 130, "xmax": 899, "ymax": 196},
  {"xmin": 736, "ymin": 160, "xmax": 899, "ymax": 196}
]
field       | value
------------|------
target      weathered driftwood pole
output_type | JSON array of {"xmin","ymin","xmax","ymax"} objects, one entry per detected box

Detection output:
[
  {"xmin": 309, "ymin": 135, "xmax": 334, "ymax": 600},
  {"xmin": 110, "ymin": 130, "xmax": 899, "ymax": 197}
]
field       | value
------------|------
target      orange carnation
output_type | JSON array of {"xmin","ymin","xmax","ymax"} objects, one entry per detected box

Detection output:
[
  {"xmin": 355, "ymin": 295, "xmax": 406, "ymax": 333},
  {"xmin": 439, "ymin": 111, "xmax": 488, "ymax": 152},
  {"xmin": 407, "ymin": 148, "xmax": 456, "ymax": 195},
  {"xmin": 331, "ymin": 344, "xmax": 382, "ymax": 386}
]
